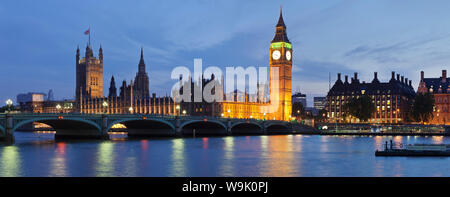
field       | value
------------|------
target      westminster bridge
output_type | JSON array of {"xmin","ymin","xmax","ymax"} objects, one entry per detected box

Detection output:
[{"xmin": 0, "ymin": 113, "xmax": 316, "ymax": 142}]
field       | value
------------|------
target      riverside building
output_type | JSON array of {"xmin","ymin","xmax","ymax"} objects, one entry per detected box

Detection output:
[
  {"xmin": 417, "ymin": 70, "xmax": 449, "ymax": 125},
  {"xmin": 326, "ymin": 72, "xmax": 416, "ymax": 124}
]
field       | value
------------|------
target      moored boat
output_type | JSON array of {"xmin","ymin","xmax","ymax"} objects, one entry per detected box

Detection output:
[{"xmin": 375, "ymin": 141, "xmax": 450, "ymax": 156}]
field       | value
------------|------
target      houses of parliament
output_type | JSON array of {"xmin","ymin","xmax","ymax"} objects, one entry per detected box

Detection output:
[{"xmin": 74, "ymin": 10, "xmax": 293, "ymax": 121}]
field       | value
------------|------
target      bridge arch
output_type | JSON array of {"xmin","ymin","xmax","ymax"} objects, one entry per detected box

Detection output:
[
  {"xmin": 0, "ymin": 124, "xmax": 5, "ymax": 136},
  {"xmin": 107, "ymin": 117, "xmax": 175, "ymax": 137},
  {"xmin": 231, "ymin": 122, "xmax": 263, "ymax": 135},
  {"xmin": 265, "ymin": 122, "xmax": 291, "ymax": 134},
  {"xmin": 12, "ymin": 117, "xmax": 102, "ymax": 139},
  {"xmin": 180, "ymin": 119, "xmax": 227, "ymax": 136}
]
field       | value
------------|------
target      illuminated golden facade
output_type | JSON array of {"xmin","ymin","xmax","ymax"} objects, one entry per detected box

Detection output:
[
  {"xmin": 72, "ymin": 10, "xmax": 293, "ymax": 122},
  {"xmin": 76, "ymin": 45, "xmax": 103, "ymax": 101},
  {"xmin": 220, "ymin": 9, "xmax": 292, "ymax": 121}
]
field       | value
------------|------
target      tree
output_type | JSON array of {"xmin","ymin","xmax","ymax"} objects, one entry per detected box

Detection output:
[
  {"xmin": 292, "ymin": 102, "xmax": 305, "ymax": 118},
  {"xmin": 410, "ymin": 92, "xmax": 435, "ymax": 124},
  {"xmin": 343, "ymin": 94, "xmax": 375, "ymax": 122},
  {"xmin": 0, "ymin": 105, "xmax": 16, "ymax": 113},
  {"xmin": 315, "ymin": 108, "xmax": 327, "ymax": 122}
]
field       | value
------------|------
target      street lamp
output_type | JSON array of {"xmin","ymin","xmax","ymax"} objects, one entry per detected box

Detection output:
[
  {"xmin": 129, "ymin": 107, "xmax": 133, "ymax": 114},
  {"xmin": 56, "ymin": 104, "xmax": 62, "ymax": 113},
  {"xmin": 5, "ymin": 99, "xmax": 13, "ymax": 113},
  {"xmin": 182, "ymin": 110, "xmax": 186, "ymax": 116},
  {"xmin": 102, "ymin": 101, "xmax": 108, "ymax": 114}
]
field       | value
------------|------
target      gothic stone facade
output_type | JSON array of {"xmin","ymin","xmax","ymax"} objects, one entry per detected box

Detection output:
[{"xmin": 78, "ymin": 47, "xmax": 175, "ymax": 115}]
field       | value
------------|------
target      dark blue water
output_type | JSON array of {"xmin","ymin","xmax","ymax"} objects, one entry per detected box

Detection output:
[{"xmin": 0, "ymin": 132, "xmax": 449, "ymax": 177}]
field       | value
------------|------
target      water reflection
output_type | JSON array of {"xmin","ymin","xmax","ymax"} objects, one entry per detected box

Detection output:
[
  {"xmin": 320, "ymin": 135, "xmax": 330, "ymax": 152},
  {"xmin": 141, "ymin": 140, "xmax": 149, "ymax": 151},
  {"xmin": 374, "ymin": 136, "xmax": 383, "ymax": 150},
  {"xmin": 260, "ymin": 136, "xmax": 268, "ymax": 153},
  {"xmin": 0, "ymin": 146, "xmax": 21, "ymax": 177},
  {"xmin": 260, "ymin": 135, "xmax": 296, "ymax": 176},
  {"xmin": 220, "ymin": 137, "xmax": 234, "ymax": 176},
  {"xmin": 170, "ymin": 139, "xmax": 186, "ymax": 177},
  {"xmin": 431, "ymin": 136, "xmax": 443, "ymax": 144},
  {"xmin": 202, "ymin": 138, "xmax": 209, "ymax": 149},
  {"xmin": 124, "ymin": 157, "xmax": 138, "ymax": 177},
  {"xmin": 96, "ymin": 141, "xmax": 115, "ymax": 177},
  {"xmin": 393, "ymin": 136, "xmax": 403, "ymax": 143},
  {"xmin": 2, "ymin": 132, "xmax": 450, "ymax": 177},
  {"xmin": 50, "ymin": 142, "xmax": 67, "ymax": 176}
]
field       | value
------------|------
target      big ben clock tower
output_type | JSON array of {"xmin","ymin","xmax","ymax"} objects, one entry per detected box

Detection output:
[{"xmin": 269, "ymin": 8, "xmax": 292, "ymax": 121}]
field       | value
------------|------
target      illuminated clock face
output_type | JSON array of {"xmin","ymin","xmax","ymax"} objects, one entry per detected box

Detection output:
[
  {"xmin": 272, "ymin": 50, "xmax": 281, "ymax": 60},
  {"xmin": 286, "ymin": 51, "xmax": 291, "ymax": 61}
]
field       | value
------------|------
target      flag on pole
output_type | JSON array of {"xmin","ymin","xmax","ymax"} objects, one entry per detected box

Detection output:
[{"xmin": 84, "ymin": 28, "xmax": 91, "ymax": 46}]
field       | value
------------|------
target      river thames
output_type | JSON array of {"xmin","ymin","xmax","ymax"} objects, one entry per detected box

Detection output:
[{"xmin": 0, "ymin": 132, "xmax": 449, "ymax": 177}]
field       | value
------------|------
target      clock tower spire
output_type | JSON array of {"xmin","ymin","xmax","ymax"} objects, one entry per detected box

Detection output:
[{"xmin": 269, "ymin": 7, "xmax": 292, "ymax": 121}]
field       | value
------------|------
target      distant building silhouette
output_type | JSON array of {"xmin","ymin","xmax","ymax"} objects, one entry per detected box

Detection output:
[{"xmin": 47, "ymin": 89, "xmax": 54, "ymax": 101}]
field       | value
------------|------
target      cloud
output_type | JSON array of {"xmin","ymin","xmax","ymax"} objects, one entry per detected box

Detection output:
[{"xmin": 344, "ymin": 35, "xmax": 450, "ymax": 59}]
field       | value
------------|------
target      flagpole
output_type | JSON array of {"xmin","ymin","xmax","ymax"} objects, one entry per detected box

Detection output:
[{"xmin": 89, "ymin": 26, "xmax": 91, "ymax": 46}]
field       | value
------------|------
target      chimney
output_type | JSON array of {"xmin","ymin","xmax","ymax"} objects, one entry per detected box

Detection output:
[
  {"xmin": 345, "ymin": 75, "xmax": 348, "ymax": 83},
  {"xmin": 397, "ymin": 74, "xmax": 400, "ymax": 81},
  {"xmin": 354, "ymin": 72, "xmax": 358, "ymax": 80},
  {"xmin": 443, "ymin": 70, "xmax": 447, "ymax": 83},
  {"xmin": 401, "ymin": 76, "xmax": 404, "ymax": 83},
  {"xmin": 337, "ymin": 73, "xmax": 341, "ymax": 81},
  {"xmin": 409, "ymin": 80, "xmax": 412, "ymax": 86},
  {"xmin": 420, "ymin": 71, "xmax": 424, "ymax": 81},
  {"xmin": 391, "ymin": 71, "xmax": 395, "ymax": 79},
  {"xmin": 405, "ymin": 78, "xmax": 408, "ymax": 84},
  {"xmin": 374, "ymin": 72, "xmax": 378, "ymax": 80}
]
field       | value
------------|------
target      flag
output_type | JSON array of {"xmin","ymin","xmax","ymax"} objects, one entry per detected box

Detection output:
[{"xmin": 84, "ymin": 29, "xmax": 90, "ymax": 35}]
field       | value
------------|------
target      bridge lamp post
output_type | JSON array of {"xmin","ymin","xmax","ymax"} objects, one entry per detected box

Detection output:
[
  {"xmin": 5, "ymin": 99, "xmax": 13, "ymax": 113},
  {"xmin": 56, "ymin": 104, "xmax": 62, "ymax": 113},
  {"xmin": 182, "ymin": 110, "xmax": 186, "ymax": 116},
  {"xmin": 129, "ymin": 107, "xmax": 134, "ymax": 114},
  {"xmin": 102, "ymin": 101, "xmax": 108, "ymax": 114},
  {"xmin": 227, "ymin": 109, "xmax": 231, "ymax": 118},
  {"xmin": 263, "ymin": 113, "xmax": 266, "ymax": 121},
  {"xmin": 176, "ymin": 105, "xmax": 180, "ymax": 116}
]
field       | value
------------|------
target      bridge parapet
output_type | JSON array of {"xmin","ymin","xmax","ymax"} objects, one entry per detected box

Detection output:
[{"xmin": 0, "ymin": 113, "xmax": 305, "ymax": 143}]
